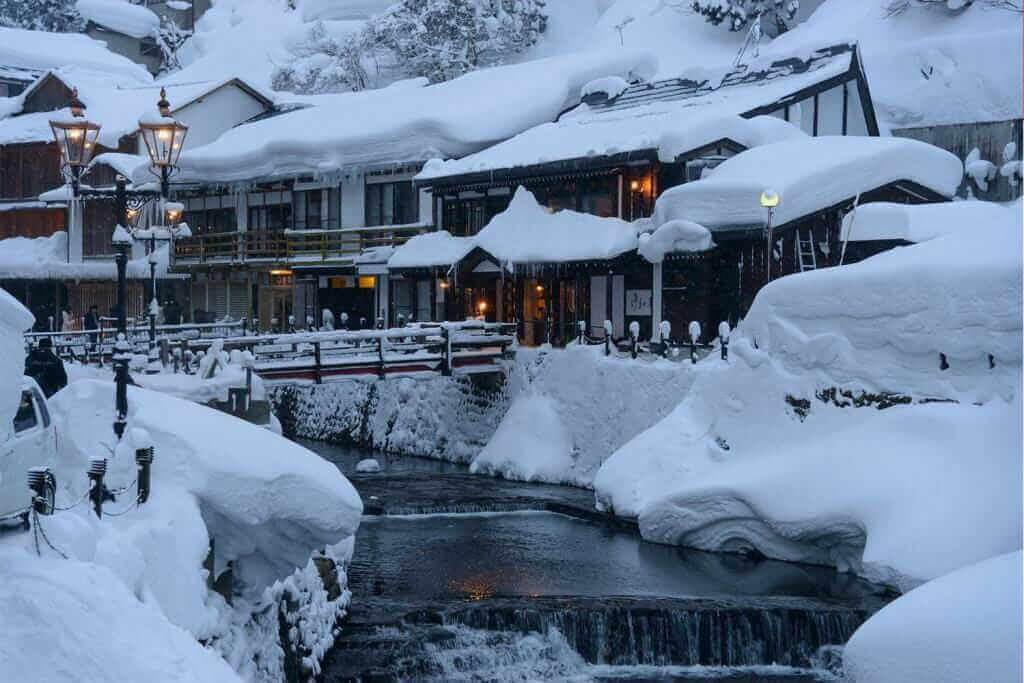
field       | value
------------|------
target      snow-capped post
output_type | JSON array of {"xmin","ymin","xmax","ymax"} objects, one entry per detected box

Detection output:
[
  {"xmin": 377, "ymin": 334, "xmax": 386, "ymax": 378},
  {"xmin": 689, "ymin": 321, "xmax": 701, "ymax": 364},
  {"xmin": 578, "ymin": 320, "xmax": 585, "ymax": 345},
  {"xmin": 88, "ymin": 457, "xmax": 107, "ymax": 520},
  {"xmin": 132, "ymin": 428, "xmax": 154, "ymax": 507},
  {"xmin": 629, "ymin": 320, "xmax": 640, "ymax": 359},
  {"xmin": 603, "ymin": 319, "xmax": 614, "ymax": 356},
  {"xmin": 718, "ymin": 321, "xmax": 731, "ymax": 361},
  {"xmin": 659, "ymin": 320, "xmax": 672, "ymax": 358}
]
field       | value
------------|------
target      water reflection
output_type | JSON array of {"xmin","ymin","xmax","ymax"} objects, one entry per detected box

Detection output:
[
  {"xmin": 294, "ymin": 438, "xmax": 466, "ymax": 476},
  {"xmin": 348, "ymin": 512, "xmax": 884, "ymax": 605}
]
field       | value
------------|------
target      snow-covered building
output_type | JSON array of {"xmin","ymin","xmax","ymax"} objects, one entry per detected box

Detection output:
[
  {"xmin": 163, "ymin": 49, "xmax": 653, "ymax": 330},
  {"xmin": 639, "ymin": 135, "xmax": 963, "ymax": 336},
  {"xmin": 78, "ymin": 0, "xmax": 213, "ymax": 75},
  {"xmin": 0, "ymin": 66, "xmax": 272, "ymax": 329},
  {"xmin": 410, "ymin": 43, "xmax": 885, "ymax": 342}
]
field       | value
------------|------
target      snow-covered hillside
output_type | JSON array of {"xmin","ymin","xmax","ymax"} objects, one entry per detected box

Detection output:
[{"xmin": 167, "ymin": 0, "xmax": 1019, "ymax": 131}]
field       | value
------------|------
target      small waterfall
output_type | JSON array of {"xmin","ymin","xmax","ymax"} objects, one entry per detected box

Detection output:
[{"xmin": 442, "ymin": 598, "xmax": 867, "ymax": 668}]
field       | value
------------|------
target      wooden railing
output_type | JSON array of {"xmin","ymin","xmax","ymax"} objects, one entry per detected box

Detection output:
[{"xmin": 171, "ymin": 224, "xmax": 428, "ymax": 267}]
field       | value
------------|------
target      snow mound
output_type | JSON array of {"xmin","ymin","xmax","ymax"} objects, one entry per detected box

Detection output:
[
  {"xmin": 50, "ymin": 380, "xmax": 362, "ymax": 619},
  {"xmin": 388, "ymin": 230, "xmax": 472, "ymax": 269},
  {"xmin": 76, "ymin": 0, "xmax": 160, "ymax": 39},
  {"xmin": 0, "ymin": 26, "xmax": 151, "ymax": 81},
  {"xmin": 0, "ymin": 544, "xmax": 240, "ymax": 683},
  {"xmin": 651, "ymin": 136, "xmax": 964, "ymax": 229},
  {"xmin": 843, "ymin": 551, "xmax": 1023, "ymax": 682},
  {"xmin": 355, "ymin": 458, "xmax": 381, "ymax": 473},
  {"xmin": 597, "ymin": 206, "xmax": 1022, "ymax": 586},
  {"xmin": 841, "ymin": 199, "xmax": 1019, "ymax": 243},
  {"xmin": 470, "ymin": 392, "xmax": 574, "ymax": 483},
  {"xmin": 0, "ymin": 232, "xmax": 180, "ymax": 280},
  {"xmin": 637, "ymin": 219, "xmax": 714, "ymax": 263},
  {"xmin": 475, "ymin": 187, "xmax": 638, "ymax": 264}
]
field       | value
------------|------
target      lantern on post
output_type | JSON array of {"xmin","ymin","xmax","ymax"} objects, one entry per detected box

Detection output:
[
  {"xmin": 760, "ymin": 190, "xmax": 780, "ymax": 284},
  {"xmin": 49, "ymin": 88, "xmax": 101, "ymax": 194},
  {"xmin": 138, "ymin": 88, "xmax": 189, "ymax": 196}
]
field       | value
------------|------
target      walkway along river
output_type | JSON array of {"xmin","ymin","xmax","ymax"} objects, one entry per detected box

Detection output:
[{"xmin": 298, "ymin": 439, "xmax": 896, "ymax": 682}]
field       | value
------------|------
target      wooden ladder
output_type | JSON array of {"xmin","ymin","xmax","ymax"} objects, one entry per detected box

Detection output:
[{"xmin": 797, "ymin": 230, "xmax": 818, "ymax": 272}]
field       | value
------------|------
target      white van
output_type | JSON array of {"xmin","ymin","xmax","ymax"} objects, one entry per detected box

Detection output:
[{"xmin": 0, "ymin": 377, "xmax": 57, "ymax": 521}]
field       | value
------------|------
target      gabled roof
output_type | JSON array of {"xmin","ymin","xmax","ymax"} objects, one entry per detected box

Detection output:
[{"xmin": 417, "ymin": 43, "xmax": 876, "ymax": 185}]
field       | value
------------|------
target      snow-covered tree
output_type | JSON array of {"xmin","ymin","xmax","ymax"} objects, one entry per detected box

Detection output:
[
  {"xmin": 272, "ymin": 21, "xmax": 373, "ymax": 94},
  {"xmin": 152, "ymin": 15, "xmax": 192, "ymax": 73},
  {"xmin": 0, "ymin": 0, "xmax": 84, "ymax": 32},
  {"xmin": 885, "ymin": 0, "xmax": 1020, "ymax": 15},
  {"xmin": 272, "ymin": 0, "xmax": 547, "ymax": 93},
  {"xmin": 689, "ymin": 0, "xmax": 799, "ymax": 33},
  {"xmin": 371, "ymin": 0, "xmax": 547, "ymax": 83}
]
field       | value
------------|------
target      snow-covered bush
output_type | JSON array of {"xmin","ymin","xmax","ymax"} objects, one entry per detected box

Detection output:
[
  {"xmin": 689, "ymin": 0, "xmax": 799, "ymax": 33},
  {"xmin": 962, "ymin": 144, "xmax": 1022, "ymax": 198},
  {"xmin": 0, "ymin": 0, "xmax": 84, "ymax": 32},
  {"xmin": 885, "ymin": 0, "xmax": 1021, "ymax": 15}
]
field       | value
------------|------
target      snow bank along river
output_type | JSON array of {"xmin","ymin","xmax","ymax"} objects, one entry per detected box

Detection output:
[{"xmin": 302, "ymin": 440, "xmax": 895, "ymax": 682}]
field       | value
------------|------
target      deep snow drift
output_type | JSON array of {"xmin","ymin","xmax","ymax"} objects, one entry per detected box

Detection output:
[
  {"xmin": 843, "ymin": 550, "xmax": 1023, "ymax": 683},
  {"xmin": 0, "ymin": 378, "xmax": 362, "ymax": 680},
  {"xmin": 595, "ymin": 201, "xmax": 1022, "ymax": 588}
]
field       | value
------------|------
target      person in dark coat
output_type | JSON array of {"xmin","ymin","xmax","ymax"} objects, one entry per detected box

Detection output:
[
  {"xmin": 84, "ymin": 305, "xmax": 100, "ymax": 347},
  {"xmin": 163, "ymin": 298, "xmax": 182, "ymax": 326},
  {"xmin": 25, "ymin": 337, "xmax": 68, "ymax": 398}
]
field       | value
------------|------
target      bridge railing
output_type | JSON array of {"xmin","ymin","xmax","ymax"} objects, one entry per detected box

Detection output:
[{"xmin": 180, "ymin": 321, "xmax": 516, "ymax": 382}]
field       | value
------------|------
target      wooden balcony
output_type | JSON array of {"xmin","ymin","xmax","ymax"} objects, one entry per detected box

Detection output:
[{"xmin": 171, "ymin": 224, "xmax": 427, "ymax": 269}]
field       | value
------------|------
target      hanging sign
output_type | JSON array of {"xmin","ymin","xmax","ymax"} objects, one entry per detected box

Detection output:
[{"xmin": 626, "ymin": 289, "xmax": 652, "ymax": 316}]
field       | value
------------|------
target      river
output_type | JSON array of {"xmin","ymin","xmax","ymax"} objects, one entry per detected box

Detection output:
[{"xmin": 297, "ymin": 439, "xmax": 893, "ymax": 682}]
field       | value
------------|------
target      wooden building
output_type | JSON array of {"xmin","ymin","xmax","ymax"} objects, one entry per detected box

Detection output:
[{"xmin": 411, "ymin": 43, "xmax": 883, "ymax": 343}]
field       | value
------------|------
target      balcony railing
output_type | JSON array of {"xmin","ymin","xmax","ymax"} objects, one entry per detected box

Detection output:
[{"xmin": 171, "ymin": 223, "xmax": 427, "ymax": 268}]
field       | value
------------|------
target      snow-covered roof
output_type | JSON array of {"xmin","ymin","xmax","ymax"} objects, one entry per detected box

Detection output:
[
  {"xmin": 1, "ymin": 69, "xmax": 271, "ymax": 149},
  {"xmin": 387, "ymin": 231, "xmax": 474, "ymax": 270},
  {"xmin": 0, "ymin": 232, "xmax": 184, "ymax": 280},
  {"xmin": 167, "ymin": 48, "xmax": 657, "ymax": 184},
  {"xmin": 770, "ymin": 2, "xmax": 1022, "ymax": 128},
  {"xmin": 0, "ymin": 26, "xmax": 152, "ymax": 82},
  {"xmin": 650, "ymin": 136, "xmax": 964, "ymax": 230},
  {"xmin": 475, "ymin": 187, "xmax": 639, "ymax": 265},
  {"xmin": 77, "ymin": 0, "xmax": 161, "ymax": 40},
  {"xmin": 86, "ymin": 152, "xmax": 149, "ymax": 180},
  {"xmin": 841, "ymin": 200, "xmax": 1020, "ymax": 243},
  {"xmin": 417, "ymin": 45, "xmax": 853, "ymax": 181},
  {"xmin": 637, "ymin": 220, "xmax": 715, "ymax": 263}
]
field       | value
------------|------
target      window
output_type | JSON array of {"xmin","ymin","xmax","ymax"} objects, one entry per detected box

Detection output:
[
  {"xmin": 184, "ymin": 199, "xmax": 237, "ymax": 234},
  {"xmin": 248, "ymin": 192, "xmax": 293, "ymax": 231},
  {"xmin": 294, "ymin": 188, "xmax": 338, "ymax": 229},
  {"xmin": 31, "ymin": 387, "xmax": 50, "ymax": 428},
  {"xmin": 366, "ymin": 181, "xmax": 417, "ymax": 226},
  {"xmin": 579, "ymin": 176, "xmax": 618, "ymax": 217},
  {"xmin": 13, "ymin": 391, "xmax": 37, "ymax": 433}
]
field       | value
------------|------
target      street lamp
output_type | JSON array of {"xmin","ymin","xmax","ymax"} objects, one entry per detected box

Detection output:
[
  {"xmin": 138, "ymin": 89, "xmax": 188, "ymax": 197},
  {"xmin": 50, "ymin": 87, "xmax": 189, "ymax": 440},
  {"xmin": 48, "ymin": 89, "xmax": 100, "ymax": 195},
  {"xmin": 760, "ymin": 190, "xmax": 780, "ymax": 284}
]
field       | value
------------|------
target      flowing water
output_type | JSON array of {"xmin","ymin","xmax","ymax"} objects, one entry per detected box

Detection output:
[{"xmin": 298, "ymin": 440, "xmax": 891, "ymax": 682}]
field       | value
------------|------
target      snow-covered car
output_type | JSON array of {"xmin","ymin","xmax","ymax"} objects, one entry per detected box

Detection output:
[{"xmin": 0, "ymin": 377, "xmax": 57, "ymax": 521}]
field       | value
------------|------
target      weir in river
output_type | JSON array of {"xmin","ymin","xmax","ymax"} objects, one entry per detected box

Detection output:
[{"xmin": 298, "ymin": 440, "xmax": 894, "ymax": 682}]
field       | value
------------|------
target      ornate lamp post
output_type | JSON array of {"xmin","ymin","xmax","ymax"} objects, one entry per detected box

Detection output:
[
  {"xmin": 760, "ymin": 190, "xmax": 780, "ymax": 284},
  {"xmin": 51, "ymin": 87, "xmax": 189, "ymax": 439}
]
